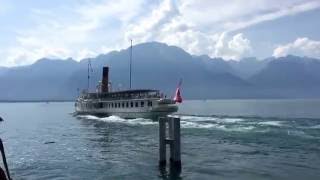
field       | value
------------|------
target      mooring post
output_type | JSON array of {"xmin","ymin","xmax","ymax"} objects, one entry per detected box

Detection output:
[
  {"xmin": 159, "ymin": 117, "xmax": 166, "ymax": 167},
  {"xmin": 158, "ymin": 116, "xmax": 181, "ymax": 171},
  {"xmin": 168, "ymin": 117, "xmax": 174, "ymax": 162},
  {"xmin": 172, "ymin": 117, "xmax": 181, "ymax": 169}
]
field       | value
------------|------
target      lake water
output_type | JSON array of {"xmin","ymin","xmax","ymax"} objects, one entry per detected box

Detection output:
[{"xmin": 0, "ymin": 99, "xmax": 320, "ymax": 180}]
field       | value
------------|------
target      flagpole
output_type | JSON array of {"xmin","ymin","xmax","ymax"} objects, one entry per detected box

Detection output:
[
  {"xmin": 87, "ymin": 59, "xmax": 90, "ymax": 92},
  {"xmin": 87, "ymin": 58, "xmax": 93, "ymax": 92}
]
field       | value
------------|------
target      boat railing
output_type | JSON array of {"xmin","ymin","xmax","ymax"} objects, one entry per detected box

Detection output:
[{"xmin": 81, "ymin": 93, "xmax": 160, "ymax": 101}]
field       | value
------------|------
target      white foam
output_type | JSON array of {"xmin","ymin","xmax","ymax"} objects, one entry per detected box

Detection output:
[
  {"xmin": 174, "ymin": 115, "xmax": 209, "ymax": 121},
  {"xmin": 179, "ymin": 119, "xmax": 255, "ymax": 132},
  {"xmin": 125, "ymin": 118, "xmax": 157, "ymax": 125},
  {"xmin": 78, "ymin": 115, "xmax": 101, "ymax": 120},
  {"xmin": 180, "ymin": 121, "xmax": 218, "ymax": 129},
  {"xmin": 78, "ymin": 115, "xmax": 156, "ymax": 126},
  {"xmin": 78, "ymin": 114, "xmax": 254, "ymax": 131},
  {"xmin": 287, "ymin": 130, "xmax": 317, "ymax": 139},
  {"xmin": 227, "ymin": 126, "xmax": 255, "ymax": 132},
  {"xmin": 311, "ymin": 124, "xmax": 320, "ymax": 129},
  {"xmin": 216, "ymin": 118, "xmax": 245, "ymax": 123},
  {"xmin": 173, "ymin": 115, "xmax": 245, "ymax": 124},
  {"xmin": 258, "ymin": 121, "xmax": 283, "ymax": 127}
]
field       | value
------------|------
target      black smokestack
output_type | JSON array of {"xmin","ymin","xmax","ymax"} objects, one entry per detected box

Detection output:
[{"xmin": 101, "ymin": 66, "xmax": 109, "ymax": 93}]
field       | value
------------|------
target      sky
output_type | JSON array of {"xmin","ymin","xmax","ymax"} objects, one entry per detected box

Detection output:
[{"xmin": 0, "ymin": 0, "xmax": 320, "ymax": 67}]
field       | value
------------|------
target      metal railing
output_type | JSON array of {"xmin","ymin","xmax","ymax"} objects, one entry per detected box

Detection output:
[{"xmin": 0, "ymin": 138, "xmax": 11, "ymax": 180}]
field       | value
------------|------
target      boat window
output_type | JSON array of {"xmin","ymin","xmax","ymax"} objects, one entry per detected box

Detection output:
[
  {"xmin": 135, "ymin": 102, "xmax": 139, "ymax": 107},
  {"xmin": 131, "ymin": 102, "xmax": 134, "ymax": 107},
  {"xmin": 141, "ymin": 101, "xmax": 144, "ymax": 107},
  {"xmin": 112, "ymin": 103, "xmax": 114, "ymax": 108},
  {"xmin": 148, "ymin": 101, "xmax": 152, "ymax": 107},
  {"xmin": 122, "ymin": 102, "xmax": 125, "ymax": 108},
  {"xmin": 126, "ymin": 102, "xmax": 129, "ymax": 108}
]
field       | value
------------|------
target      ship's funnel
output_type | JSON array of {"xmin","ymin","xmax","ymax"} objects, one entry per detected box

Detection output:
[{"xmin": 101, "ymin": 66, "xmax": 109, "ymax": 93}]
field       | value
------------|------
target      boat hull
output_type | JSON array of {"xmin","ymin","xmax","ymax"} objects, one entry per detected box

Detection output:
[
  {"xmin": 75, "ymin": 99, "xmax": 178, "ymax": 120},
  {"xmin": 75, "ymin": 110, "xmax": 176, "ymax": 119}
]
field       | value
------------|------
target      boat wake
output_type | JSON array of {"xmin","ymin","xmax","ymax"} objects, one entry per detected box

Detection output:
[
  {"xmin": 75, "ymin": 114, "xmax": 320, "ymax": 138},
  {"xmin": 77, "ymin": 115, "xmax": 157, "ymax": 126}
]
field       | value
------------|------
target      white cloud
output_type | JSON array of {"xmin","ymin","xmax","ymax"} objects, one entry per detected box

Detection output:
[
  {"xmin": 178, "ymin": 0, "xmax": 320, "ymax": 32},
  {"xmin": 0, "ymin": 0, "xmax": 319, "ymax": 66},
  {"xmin": 125, "ymin": 0, "xmax": 252, "ymax": 60},
  {"xmin": 125, "ymin": 0, "xmax": 179, "ymax": 43},
  {"xmin": 273, "ymin": 37, "xmax": 320, "ymax": 58},
  {"xmin": 215, "ymin": 33, "xmax": 252, "ymax": 60},
  {"xmin": 0, "ymin": 0, "xmax": 146, "ymax": 66}
]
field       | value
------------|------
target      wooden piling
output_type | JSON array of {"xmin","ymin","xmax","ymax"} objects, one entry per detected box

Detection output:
[
  {"xmin": 172, "ymin": 117, "xmax": 181, "ymax": 169},
  {"xmin": 158, "ymin": 117, "xmax": 181, "ymax": 171},
  {"xmin": 168, "ymin": 117, "xmax": 174, "ymax": 162},
  {"xmin": 159, "ymin": 117, "xmax": 166, "ymax": 166}
]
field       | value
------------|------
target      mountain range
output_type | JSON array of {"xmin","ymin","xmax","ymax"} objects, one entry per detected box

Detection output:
[{"xmin": 1, "ymin": 42, "xmax": 320, "ymax": 101}]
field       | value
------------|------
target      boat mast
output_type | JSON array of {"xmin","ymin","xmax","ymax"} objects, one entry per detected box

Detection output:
[
  {"xmin": 87, "ymin": 58, "xmax": 93, "ymax": 92},
  {"xmin": 129, "ymin": 39, "xmax": 133, "ymax": 89}
]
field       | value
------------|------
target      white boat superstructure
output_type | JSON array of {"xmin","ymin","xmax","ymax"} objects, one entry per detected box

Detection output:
[{"xmin": 75, "ymin": 89, "xmax": 178, "ymax": 119}]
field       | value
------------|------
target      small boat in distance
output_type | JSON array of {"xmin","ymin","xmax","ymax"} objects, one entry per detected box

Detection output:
[{"xmin": 75, "ymin": 42, "xmax": 180, "ymax": 119}]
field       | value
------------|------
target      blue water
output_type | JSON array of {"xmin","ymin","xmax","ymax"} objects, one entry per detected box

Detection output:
[{"xmin": 0, "ymin": 100, "xmax": 320, "ymax": 180}]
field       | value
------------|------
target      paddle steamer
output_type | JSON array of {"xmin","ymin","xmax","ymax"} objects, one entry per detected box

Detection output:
[{"xmin": 75, "ymin": 42, "xmax": 181, "ymax": 119}]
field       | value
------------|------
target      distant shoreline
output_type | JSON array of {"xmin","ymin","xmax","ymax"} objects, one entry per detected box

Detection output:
[
  {"xmin": 1, "ymin": 97, "xmax": 320, "ymax": 103},
  {"xmin": 0, "ymin": 100, "xmax": 75, "ymax": 103}
]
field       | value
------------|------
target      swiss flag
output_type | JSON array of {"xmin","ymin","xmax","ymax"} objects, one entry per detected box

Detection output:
[{"xmin": 173, "ymin": 79, "xmax": 183, "ymax": 103}]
